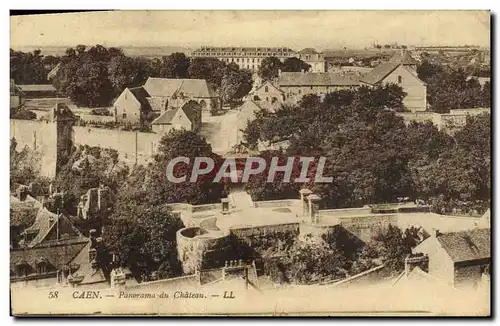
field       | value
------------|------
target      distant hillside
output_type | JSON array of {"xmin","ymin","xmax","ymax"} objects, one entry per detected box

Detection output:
[{"xmin": 11, "ymin": 45, "xmax": 193, "ymax": 58}]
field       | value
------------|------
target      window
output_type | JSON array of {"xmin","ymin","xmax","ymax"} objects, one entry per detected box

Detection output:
[
  {"xmin": 37, "ymin": 262, "xmax": 48, "ymax": 274},
  {"xmin": 265, "ymin": 86, "xmax": 269, "ymax": 93},
  {"xmin": 298, "ymin": 89, "xmax": 302, "ymax": 94},
  {"xmin": 16, "ymin": 264, "xmax": 31, "ymax": 277},
  {"xmin": 122, "ymin": 113, "xmax": 127, "ymax": 119},
  {"xmin": 236, "ymin": 58, "xmax": 239, "ymax": 62},
  {"xmin": 398, "ymin": 75, "xmax": 403, "ymax": 83}
]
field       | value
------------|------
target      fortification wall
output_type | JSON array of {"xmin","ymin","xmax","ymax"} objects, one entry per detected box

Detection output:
[
  {"xmin": 10, "ymin": 119, "xmax": 58, "ymax": 178},
  {"xmin": 176, "ymin": 227, "xmax": 231, "ymax": 274},
  {"xmin": 73, "ymin": 126, "xmax": 162, "ymax": 166},
  {"xmin": 253, "ymin": 199, "xmax": 300, "ymax": 208},
  {"xmin": 298, "ymin": 222, "xmax": 339, "ymax": 239},
  {"xmin": 230, "ymin": 223, "xmax": 299, "ymax": 238},
  {"xmin": 338, "ymin": 214, "xmax": 398, "ymax": 243}
]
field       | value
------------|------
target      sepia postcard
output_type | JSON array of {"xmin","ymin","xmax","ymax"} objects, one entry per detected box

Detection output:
[{"xmin": 9, "ymin": 10, "xmax": 491, "ymax": 316}]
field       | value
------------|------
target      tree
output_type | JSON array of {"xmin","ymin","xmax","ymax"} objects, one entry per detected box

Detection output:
[
  {"xmin": 53, "ymin": 45, "xmax": 116, "ymax": 107},
  {"xmin": 153, "ymin": 52, "xmax": 190, "ymax": 79},
  {"xmin": 108, "ymin": 55, "xmax": 150, "ymax": 95},
  {"xmin": 258, "ymin": 57, "xmax": 282, "ymax": 81},
  {"xmin": 372, "ymin": 224, "xmax": 414, "ymax": 273},
  {"xmin": 10, "ymin": 49, "xmax": 48, "ymax": 84},
  {"xmin": 220, "ymin": 65, "xmax": 253, "ymax": 105},
  {"xmin": 421, "ymin": 63, "xmax": 484, "ymax": 113},
  {"xmin": 281, "ymin": 57, "xmax": 310, "ymax": 73},
  {"xmin": 119, "ymin": 129, "xmax": 225, "ymax": 207},
  {"xmin": 188, "ymin": 57, "xmax": 226, "ymax": 89},
  {"xmin": 103, "ymin": 204, "xmax": 184, "ymax": 281},
  {"xmin": 54, "ymin": 145, "xmax": 129, "ymax": 216},
  {"xmin": 481, "ymin": 81, "xmax": 491, "ymax": 107},
  {"xmin": 10, "ymin": 107, "xmax": 36, "ymax": 120}
]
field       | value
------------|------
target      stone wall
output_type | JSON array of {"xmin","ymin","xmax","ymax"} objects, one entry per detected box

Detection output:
[
  {"xmin": 338, "ymin": 214, "xmax": 398, "ymax": 243},
  {"xmin": 73, "ymin": 126, "xmax": 162, "ymax": 166},
  {"xmin": 230, "ymin": 223, "xmax": 299, "ymax": 239},
  {"xmin": 11, "ymin": 119, "xmax": 166, "ymax": 176},
  {"xmin": 176, "ymin": 227, "xmax": 231, "ymax": 274},
  {"xmin": 10, "ymin": 119, "xmax": 58, "ymax": 178}
]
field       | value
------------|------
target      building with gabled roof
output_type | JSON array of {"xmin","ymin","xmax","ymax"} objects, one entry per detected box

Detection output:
[
  {"xmin": 388, "ymin": 49, "xmax": 419, "ymax": 69},
  {"xmin": 10, "ymin": 190, "xmax": 109, "ymax": 288},
  {"xmin": 16, "ymin": 84, "xmax": 57, "ymax": 99},
  {"xmin": 359, "ymin": 59, "xmax": 427, "ymax": 112},
  {"xmin": 113, "ymin": 77, "xmax": 219, "ymax": 124},
  {"xmin": 47, "ymin": 62, "xmax": 61, "ymax": 81},
  {"xmin": 247, "ymin": 80, "xmax": 285, "ymax": 109},
  {"xmin": 151, "ymin": 100, "xmax": 202, "ymax": 134},
  {"xmin": 113, "ymin": 86, "xmax": 154, "ymax": 124},
  {"xmin": 277, "ymin": 71, "xmax": 360, "ymax": 101},
  {"xmin": 413, "ymin": 228, "xmax": 490, "ymax": 287}
]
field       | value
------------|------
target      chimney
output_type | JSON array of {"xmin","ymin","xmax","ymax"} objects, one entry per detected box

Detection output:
[
  {"xmin": 308, "ymin": 194, "xmax": 321, "ymax": 224},
  {"xmin": 17, "ymin": 185, "xmax": 28, "ymax": 201},
  {"xmin": 299, "ymin": 188, "xmax": 313, "ymax": 219},
  {"xmin": 221, "ymin": 198, "xmax": 230, "ymax": 214}
]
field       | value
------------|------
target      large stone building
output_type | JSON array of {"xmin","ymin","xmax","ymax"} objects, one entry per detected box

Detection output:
[
  {"xmin": 114, "ymin": 77, "xmax": 219, "ymax": 124},
  {"xmin": 297, "ymin": 48, "xmax": 326, "ymax": 73},
  {"xmin": 359, "ymin": 51, "xmax": 427, "ymax": 112},
  {"xmin": 276, "ymin": 71, "xmax": 360, "ymax": 101},
  {"xmin": 191, "ymin": 46, "xmax": 296, "ymax": 71}
]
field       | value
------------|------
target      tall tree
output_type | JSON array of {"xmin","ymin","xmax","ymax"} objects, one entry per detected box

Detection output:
[
  {"xmin": 187, "ymin": 57, "xmax": 226, "ymax": 89},
  {"xmin": 258, "ymin": 56, "xmax": 283, "ymax": 81},
  {"xmin": 281, "ymin": 57, "xmax": 310, "ymax": 73},
  {"xmin": 220, "ymin": 65, "xmax": 253, "ymax": 104}
]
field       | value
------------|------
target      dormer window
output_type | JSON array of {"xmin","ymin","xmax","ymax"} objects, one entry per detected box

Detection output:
[{"xmin": 37, "ymin": 261, "xmax": 48, "ymax": 274}]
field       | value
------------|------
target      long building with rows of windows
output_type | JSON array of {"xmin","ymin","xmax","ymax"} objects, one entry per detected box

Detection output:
[{"xmin": 191, "ymin": 46, "xmax": 297, "ymax": 71}]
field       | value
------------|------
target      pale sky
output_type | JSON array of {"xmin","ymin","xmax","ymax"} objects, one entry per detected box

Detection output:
[{"xmin": 10, "ymin": 11, "xmax": 490, "ymax": 50}]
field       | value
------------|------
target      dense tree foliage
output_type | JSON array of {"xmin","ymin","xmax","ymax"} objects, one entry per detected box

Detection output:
[
  {"xmin": 258, "ymin": 56, "xmax": 310, "ymax": 81},
  {"xmin": 10, "ymin": 107, "xmax": 36, "ymax": 120},
  {"xmin": 101, "ymin": 129, "xmax": 227, "ymax": 279},
  {"xmin": 220, "ymin": 63, "xmax": 253, "ymax": 105},
  {"xmin": 417, "ymin": 60, "xmax": 490, "ymax": 112},
  {"xmin": 281, "ymin": 57, "xmax": 311, "ymax": 73},
  {"xmin": 114, "ymin": 129, "xmax": 225, "ymax": 209},
  {"xmin": 187, "ymin": 57, "xmax": 226, "ymax": 89},
  {"xmin": 102, "ymin": 204, "xmax": 184, "ymax": 281},
  {"xmin": 242, "ymin": 85, "xmax": 490, "ymax": 213},
  {"xmin": 54, "ymin": 145, "xmax": 129, "ymax": 216},
  {"xmin": 10, "ymin": 49, "xmax": 48, "ymax": 84}
]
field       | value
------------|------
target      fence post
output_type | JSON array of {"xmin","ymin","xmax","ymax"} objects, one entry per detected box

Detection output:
[{"xmin": 135, "ymin": 131, "xmax": 138, "ymax": 165}]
